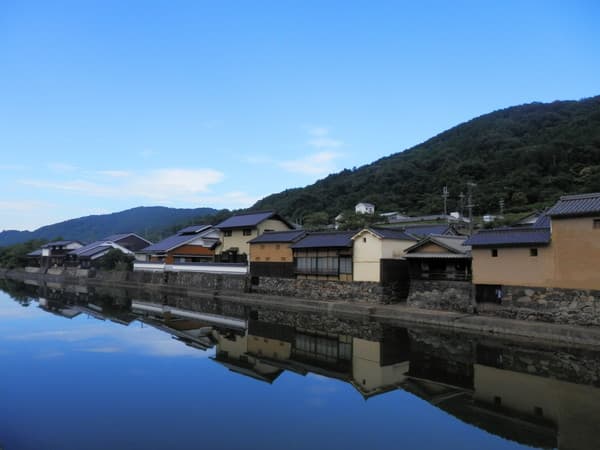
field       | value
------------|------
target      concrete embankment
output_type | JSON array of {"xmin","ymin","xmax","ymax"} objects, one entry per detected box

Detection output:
[{"xmin": 2, "ymin": 267, "xmax": 600, "ymax": 347}]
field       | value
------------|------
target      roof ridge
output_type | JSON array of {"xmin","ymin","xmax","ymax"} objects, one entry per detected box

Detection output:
[{"xmin": 559, "ymin": 192, "xmax": 600, "ymax": 200}]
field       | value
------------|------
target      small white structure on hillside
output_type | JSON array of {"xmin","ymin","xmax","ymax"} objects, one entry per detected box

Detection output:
[{"xmin": 355, "ymin": 202, "xmax": 375, "ymax": 215}]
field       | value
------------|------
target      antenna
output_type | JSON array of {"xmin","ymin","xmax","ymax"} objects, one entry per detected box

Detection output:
[
  {"xmin": 442, "ymin": 186, "xmax": 449, "ymax": 216},
  {"xmin": 467, "ymin": 182, "xmax": 476, "ymax": 235}
]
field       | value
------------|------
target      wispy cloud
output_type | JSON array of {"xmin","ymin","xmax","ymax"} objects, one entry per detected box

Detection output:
[
  {"xmin": 307, "ymin": 126, "xmax": 343, "ymax": 149},
  {"xmin": 97, "ymin": 170, "xmax": 131, "ymax": 178},
  {"xmin": 48, "ymin": 162, "xmax": 78, "ymax": 172},
  {"xmin": 19, "ymin": 168, "xmax": 225, "ymax": 202},
  {"xmin": 280, "ymin": 151, "xmax": 342, "ymax": 176}
]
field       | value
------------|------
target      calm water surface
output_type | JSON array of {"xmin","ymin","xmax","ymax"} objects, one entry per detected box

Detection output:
[{"xmin": 1, "ymin": 279, "xmax": 599, "ymax": 450}]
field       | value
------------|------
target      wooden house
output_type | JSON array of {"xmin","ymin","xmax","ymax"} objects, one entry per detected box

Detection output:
[
  {"xmin": 137, "ymin": 225, "xmax": 220, "ymax": 264},
  {"xmin": 404, "ymin": 234, "xmax": 472, "ymax": 281},
  {"xmin": 290, "ymin": 231, "xmax": 355, "ymax": 281},
  {"xmin": 248, "ymin": 230, "xmax": 307, "ymax": 278},
  {"xmin": 215, "ymin": 211, "xmax": 294, "ymax": 263}
]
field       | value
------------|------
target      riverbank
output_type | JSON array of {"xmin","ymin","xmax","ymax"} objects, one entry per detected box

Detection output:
[{"xmin": 2, "ymin": 267, "xmax": 600, "ymax": 348}]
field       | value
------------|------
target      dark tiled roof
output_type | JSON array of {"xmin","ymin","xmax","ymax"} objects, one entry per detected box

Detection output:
[
  {"xmin": 404, "ymin": 225, "xmax": 455, "ymax": 237},
  {"xmin": 532, "ymin": 213, "xmax": 550, "ymax": 228},
  {"xmin": 43, "ymin": 240, "xmax": 82, "ymax": 248},
  {"xmin": 177, "ymin": 225, "xmax": 212, "ymax": 235},
  {"xmin": 27, "ymin": 249, "xmax": 43, "ymax": 257},
  {"xmin": 70, "ymin": 241, "xmax": 109, "ymax": 256},
  {"xmin": 75, "ymin": 245, "xmax": 113, "ymax": 258},
  {"xmin": 216, "ymin": 211, "xmax": 292, "ymax": 229},
  {"xmin": 291, "ymin": 231, "xmax": 355, "ymax": 249},
  {"xmin": 103, "ymin": 233, "xmax": 151, "ymax": 244},
  {"xmin": 464, "ymin": 227, "xmax": 551, "ymax": 247},
  {"xmin": 248, "ymin": 230, "xmax": 307, "ymax": 244},
  {"xmin": 368, "ymin": 227, "xmax": 418, "ymax": 241},
  {"xmin": 140, "ymin": 234, "xmax": 200, "ymax": 253},
  {"xmin": 546, "ymin": 192, "xmax": 600, "ymax": 217},
  {"xmin": 406, "ymin": 234, "xmax": 470, "ymax": 255}
]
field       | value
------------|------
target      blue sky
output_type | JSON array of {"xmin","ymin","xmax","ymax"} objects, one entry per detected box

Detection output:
[{"xmin": 1, "ymin": 0, "xmax": 599, "ymax": 230}]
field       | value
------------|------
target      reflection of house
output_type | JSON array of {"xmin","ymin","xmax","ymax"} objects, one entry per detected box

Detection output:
[
  {"xmin": 351, "ymin": 227, "xmax": 416, "ymax": 282},
  {"xmin": 404, "ymin": 234, "xmax": 471, "ymax": 281},
  {"xmin": 248, "ymin": 230, "xmax": 307, "ymax": 278},
  {"xmin": 27, "ymin": 240, "xmax": 84, "ymax": 268},
  {"xmin": 466, "ymin": 192, "xmax": 600, "ymax": 291},
  {"xmin": 215, "ymin": 211, "xmax": 294, "ymax": 263},
  {"xmin": 290, "ymin": 231, "xmax": 355, "ymax": 281},
  {"xmin": 137, "ymin": 225, "xmax": 220, "ymax": 264}
]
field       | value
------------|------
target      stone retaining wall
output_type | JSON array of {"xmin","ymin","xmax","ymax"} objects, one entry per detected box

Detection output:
[
  {"xmin": 479, "ymin": 285, "xmax": 600, "ymax": 327},
  {"xmin": 250, "ymin": 276, "xmax": 404, "ymax": 304},
  {"xmin": 407, "ymin": 279, "xmax": 474, "ymax": 313}
]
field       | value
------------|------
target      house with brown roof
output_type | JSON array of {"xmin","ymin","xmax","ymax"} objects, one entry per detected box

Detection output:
[
  {"xmin": 404, "ymin": 234, "xmax": 472, "ymax": 282},
  {"xmin": 215, "ymin": 211, "xmax": 294, "ymax": 263},
  {"xmin": 136, "ymin": 225, "xmax": 220, "ymax": 264}
]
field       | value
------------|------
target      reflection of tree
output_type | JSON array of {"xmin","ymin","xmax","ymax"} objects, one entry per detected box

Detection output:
[{"xmin": 0, "ymin": 278, "xmax": 36, "ymax": 306}]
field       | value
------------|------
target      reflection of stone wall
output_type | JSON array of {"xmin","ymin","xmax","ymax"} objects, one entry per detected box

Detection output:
[
  {"xmin": 407, "ymin": 280, "xmax": 474, "ymax": 312},
  {"xmin": 251, "ymin": 277, "xmax": 403, "ymax": 304},
  {"xmin": 256, "ymin": 307, "xmax": 384, "ymax": 340},
  {"xmin": 481, "ymin": 286, "xmax": 600, "ymax": 327}
]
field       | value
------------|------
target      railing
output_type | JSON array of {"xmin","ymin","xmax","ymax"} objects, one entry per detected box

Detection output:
[{"xmin": 411, "ymin": 271, "xmax": 471, "ymax": 281}]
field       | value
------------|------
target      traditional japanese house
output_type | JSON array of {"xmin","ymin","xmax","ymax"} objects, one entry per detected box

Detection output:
[
  {"xmin": 137, "ymin": 225, "xmax": 220, "ymax": 264},
  {"xmin": 248, "ymin": 230, "xmax": 307, "ymax": 278},
  {"xmin": 101, "ymin": 233, "xmax": 152, "ymax": 252},
  {"xmin": 290, "ymin": 231, "xmax": 355, "ymax": 281},
  {"xmin": 27, "ymin": 240, "xmax": 84, "ymax": 269},
  {"xmin": 215, "ymin": 211, "xmax": 294, "ymax": 263},
  {"xmin": 404, "ymin": 234, "xmax": 472, "ymax": 281},
  {"xmin": 466, "ymin": 192, "xmax": 600, "ymax": 293},
  {"xmin": 68, "ymin": 240, "xmax": 135, "ymax": 269},
  {"xmin": 351, "ymin": 227, "xmax": 417, "ymax": 283}
]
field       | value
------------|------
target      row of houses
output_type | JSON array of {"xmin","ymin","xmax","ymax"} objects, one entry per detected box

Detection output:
[{"xmin": 27, "ymin": 192, "xmax": 600, "ymax": 300}]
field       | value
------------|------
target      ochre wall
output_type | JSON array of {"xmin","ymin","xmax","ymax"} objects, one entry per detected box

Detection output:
[
  {"xmin": 551, "ymin": 217, "xmax": 600, "ymax": 290},
  {"xmin": 417, "ymin": 242, "xmax": 448, "ymax": 253},
  {"xmin": 471, "ymin": 246, "xmax": 554, "ymax": 287},
  {"xmin": 249, "ymin": 242, "xmax": 294, "ymax": 262},
  {"xmin": 472, "ymin": 216, "xmax": 600, "ymax": 290}
]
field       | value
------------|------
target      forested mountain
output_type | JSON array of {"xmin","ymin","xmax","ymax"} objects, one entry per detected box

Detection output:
[
  {"xmin": 0, "ymin": 206, "xmax": 218, "ymax": 247},
  {"xmin": 252, "ymin": 96, "xmax": 600, "ymax": 220}
]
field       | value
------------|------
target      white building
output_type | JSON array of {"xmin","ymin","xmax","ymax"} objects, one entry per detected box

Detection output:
[{"xmin": 355, "ymin": 202, "xmax": 375, "ymax": 215}]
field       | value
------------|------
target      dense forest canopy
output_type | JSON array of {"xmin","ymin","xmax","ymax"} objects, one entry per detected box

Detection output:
[{"xmin": 252, "ymin": 96, "xmax": 600, "ymax": 220}]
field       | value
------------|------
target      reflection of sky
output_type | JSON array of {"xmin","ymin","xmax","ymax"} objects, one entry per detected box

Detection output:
[{"xmin": 0, "ymin": 291, "xmax": 531, "ymax": 450}]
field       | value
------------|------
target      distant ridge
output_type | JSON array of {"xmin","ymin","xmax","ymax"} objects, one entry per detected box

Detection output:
[
  {"xmin": 252, "ymin": 96, "xmax": 600, "ymax": 219},
  {"xmin": 0, "ymin": 206, "xmax": 218, "ymax": 247}
]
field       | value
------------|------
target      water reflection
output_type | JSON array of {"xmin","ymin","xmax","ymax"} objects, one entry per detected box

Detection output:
[{"xmin": 1, "ymin": 277, "xmax": 600, "ymax": 449}]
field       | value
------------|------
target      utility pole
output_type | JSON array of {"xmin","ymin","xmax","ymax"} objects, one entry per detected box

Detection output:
[
  {"xmin": 467, "ymin": 183, "xmax": 476, "ymax": 235},
  {"xmin": 442, "ymin": 186, "xmax": 449, "ymax": 216},
  {"xmin": 459, "ymin": 192, "xmax": 465, "ymax": 218},
  {"xmin": 499, "ymin": 199, "xmax": 505, "ymax": 216}
]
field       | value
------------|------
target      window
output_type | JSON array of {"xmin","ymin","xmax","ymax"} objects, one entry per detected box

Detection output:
[
  {"xmin": 223, "ymin": 230, "xmax": 232, "ymax": 237},
  {"xmin": 363, "ymin": 237, "xmax": 367, "ymax": 243},
  {"xmin": 243, "ymin": 229, "xmax": 252, "ymax": 236},
  {"xmin": 530, "ymin": 248, "xmax": 538, "ymax": 257},
  {"xmin": 594, "ymin": 219, "xmax": 600, "ymax": 229},
  {"xmin": 491, "ymin": 249, "xmax": 498, "ymax": 257},
  {"xmin": 339, "ymin": 256, "xmax": 353, "ymax": 274},
  {"xmin": 275, "ymin": 244, "xmax": 280, "ymax": 250}
]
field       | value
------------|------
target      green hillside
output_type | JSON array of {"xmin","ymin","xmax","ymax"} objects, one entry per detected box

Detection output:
[
  {"xmin": 252, "ymin": 96, "xmax": 600, "ymax": 219},
  {"xmin": 0, "ymin": 206, "xmax": 219, "ymax": 247}
]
